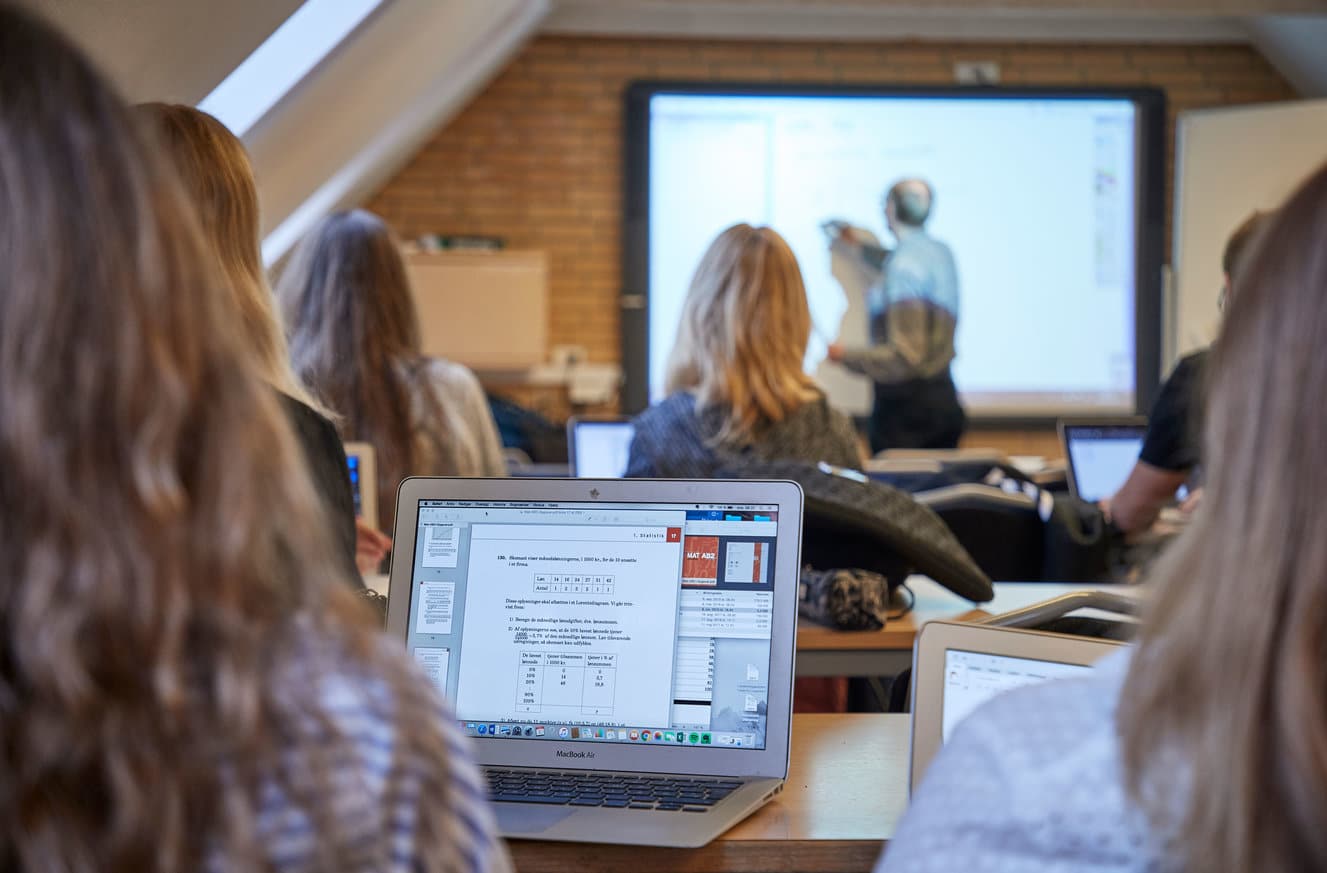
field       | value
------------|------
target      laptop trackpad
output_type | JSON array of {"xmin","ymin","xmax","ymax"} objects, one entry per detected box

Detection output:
[{"xmin": 496, "ymin": 804, "xmax": 576, "ymax": 834}]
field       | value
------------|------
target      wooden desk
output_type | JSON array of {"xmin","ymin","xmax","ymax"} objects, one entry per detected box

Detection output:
[
  {"xmin": 796, "ymin": 578, "xmax": 1121, "ymax": 677},
  {"xmin": 506, "ymin": 713, "xmax": 909, "ymax": 873}
]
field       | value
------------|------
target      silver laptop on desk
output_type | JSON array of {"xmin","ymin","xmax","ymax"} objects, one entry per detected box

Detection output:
[
  {"xmin": 1059, "ymin": 418, "xmax": 1148, "ymax": 503},
  {"xmin": 909, "ymin": 621, "xmax": 1122, "ymax": 793},
  {"xmin": 567, "ymin": 416, "xmax": 635, "ymax": 478},
  {"xmin": 386, "ymin": 477, "xmax": 804, "ymax": 847}
]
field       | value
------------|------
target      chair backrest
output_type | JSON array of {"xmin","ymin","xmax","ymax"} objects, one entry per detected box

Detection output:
[{"xmin": 916, "ymin": 484, "xmax": 1045, "ymax": 581}]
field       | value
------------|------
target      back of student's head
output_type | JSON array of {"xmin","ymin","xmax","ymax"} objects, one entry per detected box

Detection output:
[
  {"xmin": 1120, "ymin": 161, "xmax": 1327, "ymax": 871},
  {"xmin": 136, "ymin": 101, "xmax": 319, "ymax": 410},
  {"xmin": 0, "ymin": 8, "xmax": 461, "ymax": 871},
  {"xmin": 666, "ymin": 223, "xmax": 819, "ymax": 445},
  {"xmin": 277, "ymin": 209, "xmax": 428, "ymax": 528},
  {"xmin": 1221, "ymin": 209, "xmax": 1269, "ymax": 281}
]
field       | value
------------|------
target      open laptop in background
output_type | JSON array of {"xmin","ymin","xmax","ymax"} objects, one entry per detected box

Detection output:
[
  {"xmin": 567, "ymin": 416, "xmax": 635, "ymax": 478},
  {"xmin": 1059, "ymin": 418, "xmax": 1148, "ymax": 503},
  {"xmin": 909, "ymin": 621, "xmax": 1122, "ymax": 793},
  {"xmin": 385, "ymin": 477, "xmax": 803, "ymax": 847},
  {"xmin": 343, "ymin": 442, "xmax": 377, "ymax": 524}
]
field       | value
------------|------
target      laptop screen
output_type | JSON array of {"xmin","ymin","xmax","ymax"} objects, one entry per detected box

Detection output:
[
  {"xmin": 572, "ymin": 421, "xmax": 635, "ymax": 478},
  {"xmin": 1065, "ymin": 425, "xmax": 1145, "ymax": 503},
  {"xmin": 346, "ymin": 454, "xmax": 365, "ymax": 518},
  {"xmin": 404, "ymin": 498, "xmax": 780, "ymax": 751},
  {"xmin": 942, "ymin": 649, "xmax": 1092, "ymax": 742}
]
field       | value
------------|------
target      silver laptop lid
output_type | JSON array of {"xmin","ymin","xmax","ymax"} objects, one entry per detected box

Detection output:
[
  {"xmin": 386, "ymin": 477, "xmax": 803, "ymax": 780},
  {"xmin": 567, "ymin": 417, "xmax": 635, "ymax": 478},
  {"xmin": 909, "ymin": 621, "xmax": 1122, "ymax": 793}
]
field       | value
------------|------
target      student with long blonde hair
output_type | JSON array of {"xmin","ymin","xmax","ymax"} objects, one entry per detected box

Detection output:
[
  {"xmin": 0, "ymin": 5, "xmax": 507, "ymax": 871},
  {"xmin": 136, "ymin": 103, "xmax": 373, "ymax": 576},
  {"xmin": 277, "ymin": 209, "xmax": 506, "ymax": 533},
  {"xmin": 878, "ymin": 162, "xmax": 1327, "ymax": 872},
  {"xmin": 627, "ymin": 223, "xmax": 861, "ymax": 477}
]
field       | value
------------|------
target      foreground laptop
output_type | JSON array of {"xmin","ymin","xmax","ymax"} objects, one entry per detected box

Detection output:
[
  {"xmin": 909, "ymin": 621, "xmax": 1122, "ymax": 793},
  {"xmin": 567, "ymin": 416, "xmax": 636, "ymax": 478},
  {"xmin": 1058, "ymin": 418, "xmax": 1148, "ymax": 503},
  {"xmin": 386, "ymin": 477, "xmax": 803, "ymax": 847}
]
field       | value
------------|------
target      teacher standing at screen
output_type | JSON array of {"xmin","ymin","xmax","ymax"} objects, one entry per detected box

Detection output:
[{"xmin": 828, "ymin": 179, "xmax": 965, "ymax": 453}]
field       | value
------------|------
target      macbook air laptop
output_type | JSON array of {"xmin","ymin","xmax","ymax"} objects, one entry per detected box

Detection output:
[
  {"xmin": 1058, "ymin": 418, "xmax": 1148, "ymax": 503},
  {"xmin": 385, "ymin": 477, "xmax": 804, "ymax": 847},
  {"xmin": 567, "ymin": 416, "xmax": 636, "ymax": 478},
  {"xmin": 909, "ymin": 621, "xmax": 1122, "ymax": 793},
  {"xmin": 343, "ymin": 442, "xmax": 377, "ymax": 524}
]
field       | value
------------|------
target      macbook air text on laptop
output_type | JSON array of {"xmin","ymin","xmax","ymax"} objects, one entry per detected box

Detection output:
[{"xmin": 386, "ymin": 477, "xmax": 803, "ymax": 847}]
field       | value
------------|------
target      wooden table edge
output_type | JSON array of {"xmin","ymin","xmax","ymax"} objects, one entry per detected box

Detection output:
[{"xmin": 506, "ymin": 836, "xmax": 882, "ymax": 873}]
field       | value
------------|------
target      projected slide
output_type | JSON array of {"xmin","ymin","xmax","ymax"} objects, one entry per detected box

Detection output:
[{"xmin": 646, "ymin": 93, "xmax": 1140, "ymax": 415}]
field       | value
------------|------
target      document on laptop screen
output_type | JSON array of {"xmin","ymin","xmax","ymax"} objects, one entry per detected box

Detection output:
[
  {"xmin": 405, "ymin": 501, "xmax": 780, "ymax": 750},
  {"xmin": 573, "ymin": 422, "xmax": 635, "ymax": 478},
  {"xmin": 1068, "ymin": 432, "xmax": 1144, "ymax": 503},
  {"xmin": 941, "ymin": 649, "xmax": 1092, "ymax": 742}
]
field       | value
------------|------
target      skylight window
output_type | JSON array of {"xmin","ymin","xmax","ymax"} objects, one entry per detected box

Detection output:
[{"xmin": 197, "ymin": 0, "xmax": 383, "ymax": 135}]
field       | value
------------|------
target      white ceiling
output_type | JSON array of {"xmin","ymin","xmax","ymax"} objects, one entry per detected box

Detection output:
[
  {"xmin": 544, "ymin": 1, "xmax": 1327, "ymax": 92},
  {"xmin": 23, "ymin": 0, "xmax": 1327, "ymax": 255}
]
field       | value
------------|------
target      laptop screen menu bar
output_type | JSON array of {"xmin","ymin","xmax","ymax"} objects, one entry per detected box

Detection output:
[
  {"xmin": 406, "ymin": 500, "xmax": 780, "ymax": 751},
  {"xmin": 942, "ymin": 649, "xmax": 1092, "ymax": 742}
]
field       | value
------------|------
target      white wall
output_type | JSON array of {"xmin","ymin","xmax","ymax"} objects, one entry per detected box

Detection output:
[
  {"xmin": 250, "ymin": 0, "xmax": 550, "ymax": 262},
  {"xmin": 1172, "ymin": 99, "xmax": 1327, "ymax": 357}
]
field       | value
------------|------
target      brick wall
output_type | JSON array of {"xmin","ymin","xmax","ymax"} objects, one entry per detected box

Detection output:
[{"xmin": 366, "ymin": 36, "xmax": 1295, "ymax": 389}]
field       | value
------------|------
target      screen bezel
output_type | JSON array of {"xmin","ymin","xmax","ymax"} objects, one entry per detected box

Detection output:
[
  {"xmin": 386, "ymin": 476, "xmax": 804, "ymax": 779},
  {"xmin": 910, "ymin": 620, "xmax": 1123, "ymax": 794},
  {"xmin": 621, "ymin": 81, "xmax": 1167, "ymax": 425}
]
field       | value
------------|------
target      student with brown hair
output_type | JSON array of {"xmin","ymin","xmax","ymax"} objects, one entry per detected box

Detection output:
[
  {"xmin": 0, "ymin": 5, "xmax": 508, "ymax": 871},
  {"xmin": 877, "ymin": 163, "xmax": 1327, "ymax": 872},
  {"xmin": 277, "ymin": 209, "xmax": 506, "ymax": 534},
  {"xmin": 627, "ymin": 223, "xmax": 863, "ymax": 477},
  {"xmin": 136, "ymin": 102, "xmax": 373, "ymax": 576}
]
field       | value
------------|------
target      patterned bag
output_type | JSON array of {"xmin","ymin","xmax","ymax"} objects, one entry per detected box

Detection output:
[{"xmin": 798, "ymin": 567, "xmax": 893, "ymax": 631}]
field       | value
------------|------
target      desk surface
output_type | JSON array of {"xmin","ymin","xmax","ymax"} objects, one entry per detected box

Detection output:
[
  {"xmin": 797, "ymin": 578, "xmax": 1119, "ymax": 651},
  {"xmin": 506, "ymin": 713, "xmax": 909, "ymax": 873}
]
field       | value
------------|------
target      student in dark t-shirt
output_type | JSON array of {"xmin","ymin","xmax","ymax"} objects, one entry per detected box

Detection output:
[
  {"xmin": 1138, "ymin": 351, "xmax": 1208, "ymax": 472},
  {"xmin": 1106, "ymin": 213, "xmax": 1265, "ymax": 533}
]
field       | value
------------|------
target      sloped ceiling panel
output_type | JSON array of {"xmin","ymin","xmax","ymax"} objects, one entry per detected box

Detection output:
[
  {"xmin": 251, "ymin": 0, "xmax": 551, "ymax": 261},
  {"xmin": 24, "ymin": 0, "xmax": 303, "ymax": 103},
  {"xmin": 1248, "ymin": 15, "xmax": 1327, "ymax": 96}
]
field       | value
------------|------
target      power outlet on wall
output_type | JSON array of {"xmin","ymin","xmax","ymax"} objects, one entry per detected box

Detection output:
[{"xmin": 954, "ymin": 61, "xmax": 1001, "ymax": 85}]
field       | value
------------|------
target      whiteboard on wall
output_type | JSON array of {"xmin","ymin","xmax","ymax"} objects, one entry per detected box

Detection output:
[
  {"xmin": 405, "ymin": 250, "xmax": 548, "ymax": 369},
  {"xmin": 1173, "ymin": 99, "xmax": 1327, "ymax": 361}
]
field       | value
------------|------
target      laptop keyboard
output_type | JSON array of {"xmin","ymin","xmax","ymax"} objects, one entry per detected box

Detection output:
[{"xmin": 484, "ymin": 768, "xmax": 742, "ymax": 812}]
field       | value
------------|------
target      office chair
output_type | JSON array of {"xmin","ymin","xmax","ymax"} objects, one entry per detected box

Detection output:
[{"xmin": 915, "ymin": 484, "xmax": 1046, "ymax": 582}]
